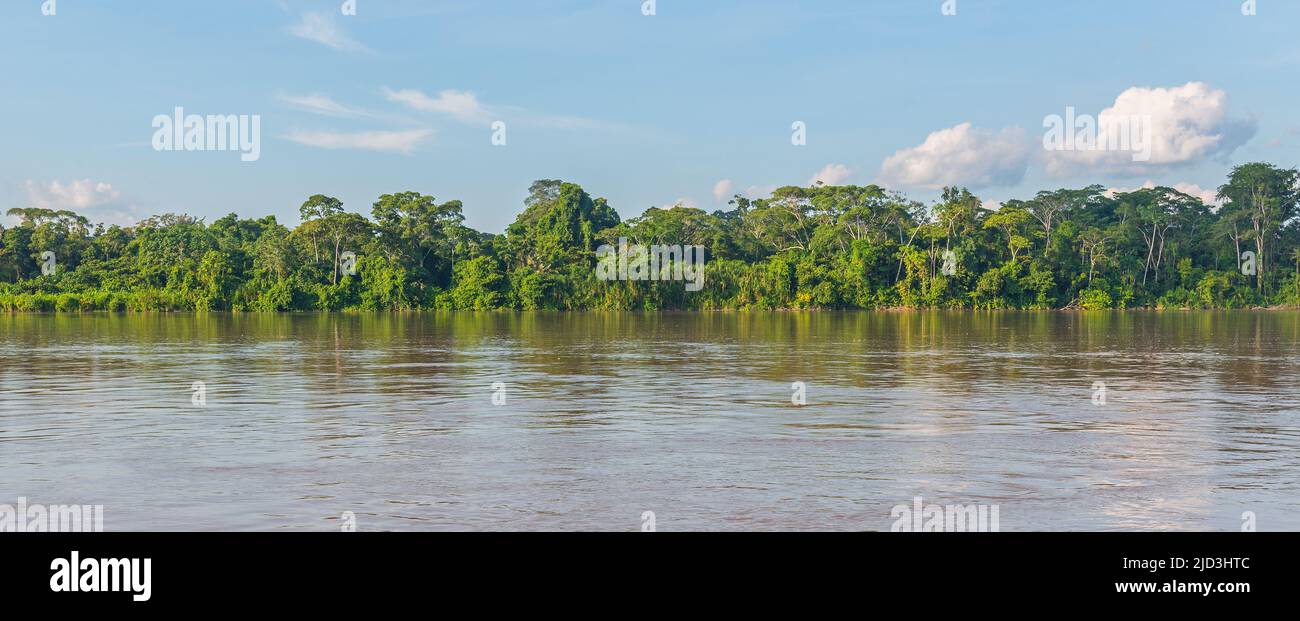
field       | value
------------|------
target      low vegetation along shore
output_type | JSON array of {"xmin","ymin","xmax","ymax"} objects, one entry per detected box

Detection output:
[{"xmin": 2, "ymin": 163, "xmax": 1299, "ymax": 312}]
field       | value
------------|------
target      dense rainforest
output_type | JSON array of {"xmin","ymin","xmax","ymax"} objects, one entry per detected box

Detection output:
[{"xmin": 2, "ymin": 162, "xmax": 1299, "ymax": 312}]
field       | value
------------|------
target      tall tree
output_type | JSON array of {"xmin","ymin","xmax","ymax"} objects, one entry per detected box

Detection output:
[{"xmin": 1218, "ymin": 163, "xmax": 1300, "ymax": 292}]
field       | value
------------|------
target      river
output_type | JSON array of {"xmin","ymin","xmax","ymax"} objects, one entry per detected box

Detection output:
[{"xmin": 1, "ymin": 311, "xmax": 1297, "ymax": 531}]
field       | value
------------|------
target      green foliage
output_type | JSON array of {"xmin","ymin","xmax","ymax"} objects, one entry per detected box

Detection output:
[
  {"xmin": 450, "ymin": 256, "xmax": 505, "ymax": 310},
  {"xmin": 3, "ymin": 167, "xmax": 1300, "ymax": 312},
  {"xmin": 1079, "ymin": 288, "xmax": 1113, "ymax": 310}
]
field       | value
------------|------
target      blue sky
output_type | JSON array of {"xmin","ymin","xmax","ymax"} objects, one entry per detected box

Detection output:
[{"xmin": 2, "ymin": 0, "xmax": 1297, "ymax": 233}]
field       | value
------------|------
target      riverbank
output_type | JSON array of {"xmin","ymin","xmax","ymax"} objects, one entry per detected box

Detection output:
[{"xmin": 2, "ymin": 294, "xmax": 1298, "ymax": 314}]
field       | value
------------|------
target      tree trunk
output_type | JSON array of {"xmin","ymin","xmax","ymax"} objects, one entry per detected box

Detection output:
[
  {"xmin": 332, "ymin": 237, "xmax": 341, "ymax": 285},
  {"xmin": 1141, "ymin": 226, "xmax": 1155, "ymax": 286}
]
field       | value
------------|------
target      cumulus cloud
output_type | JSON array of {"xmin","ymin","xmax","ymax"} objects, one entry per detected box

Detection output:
[
  {"xmin": 289, "ymin": 12, "xmax": 370, "ymax": 53},
  {"xmin": 707, "ymin": 182, "xmax": 777, "ymax": 202},
  {"xmin": 23, "ymin": 179, "xmax": 138, "ymax": 225},
  {"xmin": 1106, "ymin": 180, "xmax": 1222, "ymax": 207},
  {"xmin": 284, "ymin": 129, "xmax": 432, "ymax": 154},
  {"xmin": 1169, "ymin": 182, "xmax": 1222, "ymax": 206},
  {"xmin": 1044, "ymin": 82, "xmax": 1256, "ymax": 176},
  {"xmin": 26, "ymin": 179, "xmax": 119, "ymax": 209},
  {"xmin": 712, "ymin": 179, "xmax": 735, "ymax": 202},
  {"xmin": 663, "ymin": 197, "xmax": 699, "ymax": 210},
  {"xmin": 808, "ymin": 163, "xmax": 853, "ymax": 186},
  {"xmin": 878, "ymin": 123, "xmax": 1031, "ymax": 190}
]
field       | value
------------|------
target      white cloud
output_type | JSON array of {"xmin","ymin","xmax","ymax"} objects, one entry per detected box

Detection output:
[
  {"xmin": 26, "ymin": 179, "xmax": 119, "ymax": 209},
  {"xmin": 524, "ymin": 113, "xmax": 631, "ymax": 133},
  {"xmin": 1106, "ymin": 180, "xmax": 1222, "ymax": 207},
  {"xmin": 278, "ymin": 93, "xmax": 371, "ymax": 118},
  {"xmin": 1044, "ymin": 82, "xmax": 1256, "ymax": 176},
  {"xmin": 809, "ymin": 163, "xmax": 853, "ymax": 186},
  {"xmin": 383, "ymin": 87, "xmax": 639, "ymax": 134},
  {"xmin": 23, "ymin": 179, "xmax": 138, "ymax": 225},
  {"xmin": 1168, "ymin": 182, "xmax": 1221, "ymax": 206},
  {"xmin": 712, "ymin": 179, "xmax": 735, "ymax": 202},
  {"xmin": 289, "ymin": 12, "xmax": 370, "ymax": 53},
  {"xmin": 664, "ymin": 197, "xmax": 699, "ymax": 210},
  {"xmin": 383, "ymin": 88, "xmax": 492, "ymax": 124},
  {"xmin": 708, "ymin": 183, "xmax": 778, "ymax": 201},
  {"xmin": 284, "ymin": 129, "xmax": 432, "ymax": 154},
  {"xmin": 879, "ymin": 122, "xmax": 1031, "ymax": 190}
]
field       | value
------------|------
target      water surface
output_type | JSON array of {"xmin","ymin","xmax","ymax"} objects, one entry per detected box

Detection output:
[{"xmin": 2, "ymin": 311, "xmax": 1298, "ymax": 531}]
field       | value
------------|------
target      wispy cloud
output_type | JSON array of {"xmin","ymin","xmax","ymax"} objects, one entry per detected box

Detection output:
[
  {"xmin": 383, "ymin": 88, "xmax": 492, "ymax": 124},
  {"xmin": 289, "ymin": 11, "xmax": 370, "ymax": 53},
  {"xmin": 279, "ymin": 92, "xmax": 429, "ymax": 154},
  {"xmin": 284, "ymin": 129, "xmax": 432, "ymax": 154},
  {"xmin": 277, "ymin": 93, "xmax": 373, "ymax": 119},
  {"xmin": 383, "ymin": 87, "xmax": 642, "ymax": 134}
]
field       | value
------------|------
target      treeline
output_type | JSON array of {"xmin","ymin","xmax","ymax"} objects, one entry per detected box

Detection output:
[{"xmin": 2, "ymin": 164, "xmax": 1299, "ymax": 312}]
